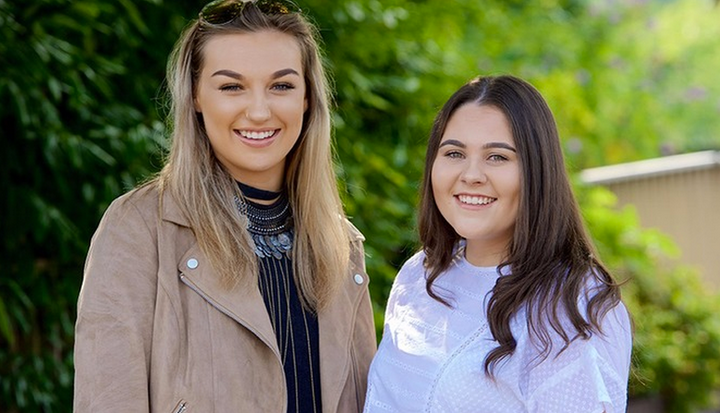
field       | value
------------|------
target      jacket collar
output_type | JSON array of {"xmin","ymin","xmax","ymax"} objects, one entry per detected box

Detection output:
[{"xmin": 160, "ymin": 188, "xmax": 191, "ymax": 228}]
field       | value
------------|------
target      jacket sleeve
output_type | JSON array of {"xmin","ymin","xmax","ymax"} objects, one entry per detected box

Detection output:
[{"xmin": 74, "ymin": 196, "xmax": 159, "ymax": 412}]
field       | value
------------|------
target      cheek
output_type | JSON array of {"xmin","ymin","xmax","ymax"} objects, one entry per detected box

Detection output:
[
  {"xmin": 431, "ymin": 161, "xmax": 456, "ymax": 193},
  {"xmin": 430, "ymin": 167, "xmax": 453, "ymax": 214},
  {"xmin": 282, "ymin": 97, "xmax": 309, "ymax": 122},
  {"xmin": 430, "ymin": 164, "xmax": 443, "ymax": 196},
  {"xmin": 194, "ymin": 82, "xmax": 212, "ymax": 113},
  {"xmin": 506, "ymin": 176, "xmax": 521, "ymax": 222}
]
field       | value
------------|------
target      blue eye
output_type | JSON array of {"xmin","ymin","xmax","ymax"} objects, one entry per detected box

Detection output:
[
  {"xmin": 219, "ymin": 84, "xmax": 242, "ymax": 92},
  {"xmin": 272, "ymin": 82, "xmax": 295, "ymax": 91}
]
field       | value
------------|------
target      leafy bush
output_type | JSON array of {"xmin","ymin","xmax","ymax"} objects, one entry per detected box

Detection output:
[
  {"xmin": 0, "ymin": 0, "xmax": 173, "ymax": 410},
  {"xmin": 581, "ymin": 185, "xmax": 720, "ymax": 412}
]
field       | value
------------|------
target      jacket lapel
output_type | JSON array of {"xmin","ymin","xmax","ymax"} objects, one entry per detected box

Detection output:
[
  {"xmin": 178, "ymin": 245, "xmax": 280, "ymax": 358},
  {"xmin": 161, "ymin": 189, "xmax": 280, "ymax": 359}
]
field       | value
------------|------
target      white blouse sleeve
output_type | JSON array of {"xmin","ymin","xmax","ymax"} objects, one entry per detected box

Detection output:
[{"xmin": 520, "ymin": 301, "xmax": 632, "ymax": 413}]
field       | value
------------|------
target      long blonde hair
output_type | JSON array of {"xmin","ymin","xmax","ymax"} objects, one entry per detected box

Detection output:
[{"xmin": 156, "ymin": 4, "xmax": 350, "ymax": 310}]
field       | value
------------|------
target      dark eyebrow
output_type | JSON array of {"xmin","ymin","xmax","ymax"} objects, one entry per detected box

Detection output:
[
  {"xmin": 211, "ymin": 69, "xmax": 244, "ymax": 79},
  {"xmin": 438, "ymin": 139, "xmax": 517, "ymax": 152},
  {"xmin": 438, "ymin": 139, "xmax": 466, "ymax": 149},
  {"xmin": 210, "ymin": 68, "xmax": 301, "ymax": 80},
  {"xmin": 484, "ymin": 142, "xmax": 517, "ymax": 152},
  {"xmin": 272, "ymin": 68, "xmax": 301, "ymax": 79}
]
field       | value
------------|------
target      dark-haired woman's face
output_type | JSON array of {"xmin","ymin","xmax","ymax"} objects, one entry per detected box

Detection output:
[
  {"xmin": 194, "ymin": 30, "xmax": 307, "ymax": 191},
  {"xmin": 431, "ymin": 104, "xmax": 520, "ymax": 267}
]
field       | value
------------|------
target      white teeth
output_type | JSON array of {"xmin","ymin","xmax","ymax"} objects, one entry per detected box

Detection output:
[
  {"xmin": 239, "ymin": 130, "xmax": 275, "ymax": 140},
  {"xmin": 458, "ymin": 195, "xmax": 495, "ymax": 205}
]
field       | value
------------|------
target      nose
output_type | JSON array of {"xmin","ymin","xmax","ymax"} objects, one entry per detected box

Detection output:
[
  {"xmin": 460, "ymin": 159, "xmax": 487, "ymax": 185},
  {"xmin": 245, "ymin": 93, "xmax": 271, "ymax": 122}
]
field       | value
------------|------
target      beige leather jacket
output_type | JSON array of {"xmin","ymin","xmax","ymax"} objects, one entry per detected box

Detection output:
[{"xmin": 74, "ymin": 184, "xmax": 377, "ymax": 412}]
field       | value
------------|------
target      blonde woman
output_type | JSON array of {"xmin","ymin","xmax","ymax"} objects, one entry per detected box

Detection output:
[{"xmin": 73, "ymin": 1, "xmax": 376, "ymax": 411}]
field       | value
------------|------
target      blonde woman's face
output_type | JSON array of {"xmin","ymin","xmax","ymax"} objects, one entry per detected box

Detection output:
[{"xmin": 194, "ymin": 30, "xmax": 307, "ymax": 191}]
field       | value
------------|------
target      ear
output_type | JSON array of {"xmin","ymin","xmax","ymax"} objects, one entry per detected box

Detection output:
[
  {"xmin": 194, "ymin": 95, "xmax": 201, "ymax": 113},
  {"xmin": 303, "ymin": 97, "xmax": 308, "ymax": 112}
]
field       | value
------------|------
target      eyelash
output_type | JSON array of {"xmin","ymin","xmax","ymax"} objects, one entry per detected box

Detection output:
[
  {"xmin": 218, "ymin": 82, "xmax": 296, "ymax": 92},
  {"xmin": 488, "ymin": 154, "xmax": 508, "ymax": 162},
  {"xmin": 219, "ymin": 84, "xmax": 242, "ymax": 92},
  {"xmin": 442, "ymin": 151, "xmax": 510, "ymax": 162},
  {"xmin": 272, "ymin": 82, "xmax": 295, "ymax": 91},
  {"xmin": 445, "ymin": 151, "xmax": 464, "ymax": 159}
]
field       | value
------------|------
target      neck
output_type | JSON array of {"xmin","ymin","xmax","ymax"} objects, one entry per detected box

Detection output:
[
  {"xmin": 463, "ymin": 240, "xmax": 508, "ymax": 267},
  {"xmin": 238, "ymin": 181, "xmax": 283, "ymax": 205}
]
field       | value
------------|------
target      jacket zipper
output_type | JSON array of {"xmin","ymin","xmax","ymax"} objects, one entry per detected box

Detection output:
[
  {"xmin": 173, "ymin": 400, "xmax": 187, "ymax": 413},
  {"xmin": 351, "ymin": 345, "xmax": 363, "ymax": 411}
]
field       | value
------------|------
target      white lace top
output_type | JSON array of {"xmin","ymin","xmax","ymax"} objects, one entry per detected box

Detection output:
[{"xmin": 364, "ymin": 251, "xmax": 632, "ymax": 413}]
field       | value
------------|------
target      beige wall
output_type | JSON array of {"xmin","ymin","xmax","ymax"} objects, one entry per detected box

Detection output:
[{"xmin": 603, "ymin": 167, "xmax": 720, "ymax": 290}]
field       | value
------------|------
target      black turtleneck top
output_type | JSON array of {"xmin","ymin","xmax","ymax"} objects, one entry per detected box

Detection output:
[{"xmin": 237, "ymin": 182, "xmax": 322, "ymax": 413}]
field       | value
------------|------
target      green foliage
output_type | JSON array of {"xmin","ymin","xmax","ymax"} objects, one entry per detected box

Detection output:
[
  {"xmin": 581, "ymin": 186, "xmax": 720, "ymax": 412},
  {"xmin": 2, "ymin": 0, "xmax": 720, "ymax": 411},
  {"xmin": 0, "ymin": 0, "xmax": 181, "ymax": 410}
]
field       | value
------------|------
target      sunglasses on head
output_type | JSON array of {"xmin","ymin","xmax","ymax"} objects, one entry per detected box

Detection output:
[{"xmin": 199, "ymin": 0, "xmax": 302, "ymax": 25}]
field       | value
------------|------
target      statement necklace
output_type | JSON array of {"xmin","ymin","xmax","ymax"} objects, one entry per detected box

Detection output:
[{"xmin": 235, "ymin": 183, "xmax": 294, "ymax": 260}]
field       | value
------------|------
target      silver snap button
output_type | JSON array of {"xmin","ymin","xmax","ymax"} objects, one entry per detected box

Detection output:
[
  {"xmin": 187, "ymin": 258, "xmax": 199, "ymax": 269},
  {"xmin": 353, "ymin": 273, "xmax": 364, "ymax": 285}
]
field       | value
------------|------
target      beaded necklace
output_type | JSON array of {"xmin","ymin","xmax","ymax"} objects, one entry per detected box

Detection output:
[{"xmin": 234, "ymin": 182, "xmax": 293, "ymax": 259}]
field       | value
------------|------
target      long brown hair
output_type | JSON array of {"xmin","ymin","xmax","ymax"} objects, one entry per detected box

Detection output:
[
  {"xmin": 418, "ymin": 75, "xmax": 622, "ymax": 375},
  {"xmin": 155, "ymin": 3, "xmax": 349, "ymax": 309}
]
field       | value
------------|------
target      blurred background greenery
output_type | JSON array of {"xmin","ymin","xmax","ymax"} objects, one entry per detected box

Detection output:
[{"xmin": 1, "ymin": 0, "xmax": 719, "ymax": 412}]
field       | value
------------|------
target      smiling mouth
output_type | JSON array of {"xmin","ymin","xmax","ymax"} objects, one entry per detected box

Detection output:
[
  {"xmin": 236, "ymin": 130, "xmax": 278, "ymax": 140},
  {"xmin": 457, "ymin": 195, "xmax": 496, "ymax": 205}
]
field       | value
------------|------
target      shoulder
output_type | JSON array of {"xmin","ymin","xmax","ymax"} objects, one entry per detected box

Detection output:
[
  {"xmin": 518, "ymin": 269, "xmax": 632, "ymax": 355},
  {"xmin": 102, "ymin": 181, "xmax": 162, "ymax": 225},
  {"xmin": 343, "ymin": 218, "xmax": 368, "ymax": 276},
  {"xmin": 396, "ymin": 250, "xmax": 426, "ymax": 282},
  {"xmin": 81, "ymin": 184, "xmax": 165, "ymax": 304},
  {"xmin": 88, "ymin": 182, "xmax": 164, "ymax": 259},
  {"xmin": 578, "ymin": 271, "xmax": 631, "ymax": 335},
  {"xmin": 551, "ymin": 271, "xmax": 633, "ymax": 368},
  {"xmin": 384, "ymin": 250, "xmax": 427, "ymax": 304},
  {"xmin": 343, "ymin": 218, "xmax": 365, "ymax": 243},
  {"xmin": 402, "ymin": 250, "xmax": 426, "ymax": 270},
  {"xmin": 112, "ymin": 181, "xmax": 162, "ymax": 211}
]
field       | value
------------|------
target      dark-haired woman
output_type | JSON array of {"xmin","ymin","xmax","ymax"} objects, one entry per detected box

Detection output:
[{"xmin": 365, "ymin": 75, "xmax": 631, "ymax": 413}]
